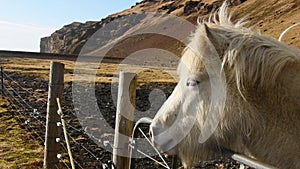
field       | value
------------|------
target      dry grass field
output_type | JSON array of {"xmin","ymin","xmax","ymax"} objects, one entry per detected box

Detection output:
[{"xmin": 0, "ymin": 57, "xmax": 177, "ymax": 84}]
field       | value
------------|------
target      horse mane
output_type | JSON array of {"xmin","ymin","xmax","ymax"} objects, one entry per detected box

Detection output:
[
  {"xmin": 168, "ymin": 3, "xmax": 300, "ymax": 168},
  {"xmin": 196, "ymin": 2, "xmax": 300, "ymax": 95}
]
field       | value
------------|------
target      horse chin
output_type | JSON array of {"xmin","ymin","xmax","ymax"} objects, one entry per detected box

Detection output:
[
  {"xmin": 164, "ymin": 148, "xmax": 177, "ymax": 155},
  {"xmin": 157, "ymin": 144, "xmax": 177, "ymax": 156},
  {"xmin": 152, "ymin": 136, "xmax": 178, "ymax": 155}
]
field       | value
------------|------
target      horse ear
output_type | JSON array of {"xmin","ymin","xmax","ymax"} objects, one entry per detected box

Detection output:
[
  {"xmin": 203, "ymin": 24, "xmax": 211, "ymax": 36},
  {"xmin": 201, "ymin": 23, "xmax": 215, "ymax": 39},
  {"xmin": 202, "ymin": 24, "xmax": 223, "ymax": 55}
]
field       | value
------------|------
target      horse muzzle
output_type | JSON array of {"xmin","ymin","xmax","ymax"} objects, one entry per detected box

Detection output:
[{"xmin": 149, "ymin": 122, "xmax": 177, "ymax": 155}]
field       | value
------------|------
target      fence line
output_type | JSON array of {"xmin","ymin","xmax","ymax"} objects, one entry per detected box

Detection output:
[
  {"xmin": 2, "ymin": 71, "xmax": 47, "ymax": 105},
  {"xmin": 58, "ymin": 142, "xmax": 80, "ymax": 169},
  {"xmin": 2, "ymin": 85, "xmax": 46, "ymax": 146},
  {"xmin": 65, "ymin": 122, "xmax": 83, "ymax": 133},
  {"xmin": 2, "ymin": 85, "xmax": 46, "ymax": 143},
  {"xmin": 0, "ymin": 65, "xmax": 112, "ymax": 168},
  {"xmin": 1, "ymin": 72, "xmax": 47, "ymax": 127},
  {"xmin": 44, "ymin": 62, "xmax": 64, "ymax": 169},
  {"xmin": 0, "ymin": 65, "xmax": 177, "ymax": 169},
  {"xmin": 57, "ymin": 98, "xmax": 75, "ymax": 169},
  {"xmin": 57, "ymin": 136, "xmax": 83, "ymax": 169},
  {"xmin": 3, "ymin": 85, "xmax": 46, "ymax": 128},
  {"xmin": 60, "ymin": 159, "xmax": 71, "ymax": 169},
  {"xmin": 1, "ymin": 67, "xmax": 4, "ymax": 96}
]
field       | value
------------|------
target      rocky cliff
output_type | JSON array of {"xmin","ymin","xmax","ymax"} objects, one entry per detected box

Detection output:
[
  {"xmin": 40, "ymin": 21, "xmax": 104, "ymax": 54},
  {"xmin": 40, "ymin": 0, "xmax": 300, "ymax": 55}
]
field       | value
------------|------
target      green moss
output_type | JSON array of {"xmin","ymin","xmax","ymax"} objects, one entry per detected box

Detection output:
[
  {"xmin": 0, "ymin": 98, "xmax": 44, "ymax": 168},
  {"xmin": 0, "ymin": 98, "xmax": 8, "ymax": 112},
  {"xmin": 0, "ymin": 108, "xmax": 6, "ymax": 114}
]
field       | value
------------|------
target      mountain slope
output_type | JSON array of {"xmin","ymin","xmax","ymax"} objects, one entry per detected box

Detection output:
[{"xmin": 40, "ymin": 0, "xmax": 300, "ymax": 55}]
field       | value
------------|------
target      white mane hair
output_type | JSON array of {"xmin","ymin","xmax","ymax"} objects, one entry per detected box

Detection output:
[
  {"xmin": 175, "ymin": 2, "xmax": 300, "ymax": 168},
  {"xmin": 190, "ymin": 2, "xmax": 300, "ymax": 96}
]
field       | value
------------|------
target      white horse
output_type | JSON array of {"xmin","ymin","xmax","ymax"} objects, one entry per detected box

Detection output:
[{"xmin": 149, "ymin": 2, "xmax": 300, "ymax": 169}]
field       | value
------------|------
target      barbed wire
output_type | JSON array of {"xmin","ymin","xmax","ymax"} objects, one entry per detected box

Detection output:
[
  {"xmin": 61, "ymin": 159, "xmax": 72, "ymax": 169},
  {"xmin": 67, "ymin": 132, "xmax": 102, "ymax": 161},
  {"xmin": 1, "ymin": 68, "xmax": 175, "ymax": 169},
  {"xmin": 64, "ymin": 109, "xmax": 79, "ymax": 119},
  {"xmin": 3, "ymin": 87, "xmax": 45, "ymax": 143},
  {"xmin": 2, "ymin": 71, "xmax": 48, "ymax": 105},
  {"xmin": 65, "ymin": 122, "xmax": 84, "ymax": 133},
  {"xmin": 2, "ymin": 71, "xmax": 116, "ymax": 167},
  {"xmin": 2, "ymin": 72, "xmax": 46, "ymax": 112},
  {"xmin": 56, "ymin": 100, "xmax": 110, "ymax": 168},
  {"xmin": 1, "ymin": 70, "xmax": 101, "ymax": 168},
  {"xmin": 3, "ymin": 85, "xmax": 46, "ymax": 128},
  {"xmin": 58, "ymin": 141, "xmax": 84, "ymax": 169}
]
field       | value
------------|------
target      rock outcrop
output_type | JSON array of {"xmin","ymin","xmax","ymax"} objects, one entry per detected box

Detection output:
[{"xmin": 40, "ymin": 0, "xmax": 300, "ymax": 55}]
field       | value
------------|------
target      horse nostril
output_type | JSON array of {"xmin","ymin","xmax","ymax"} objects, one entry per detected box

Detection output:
[
  {"xmin": 149, "ymin": 129, "xmax": 153, "ymax": 140},
  {"xmin": 149, "ymin": 126, "xmax": 155, "ymax": 140},
  {"xmin": 150, "ymin": 126, "xmax": 161, "ymax": 139},
  {"xmin": 149, "ymin": 127, "xmax": 154, "ymax": 141}
]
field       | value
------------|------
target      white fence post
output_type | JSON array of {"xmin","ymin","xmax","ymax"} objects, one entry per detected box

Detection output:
[{"xmin": 113, "ymin": 72, "xmax": 137, "ymax": 169}]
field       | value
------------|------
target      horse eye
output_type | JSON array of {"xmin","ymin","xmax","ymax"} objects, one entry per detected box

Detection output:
[{"xmin": 186, "ymin": 79, "xmax": 200, "ymax": 87}]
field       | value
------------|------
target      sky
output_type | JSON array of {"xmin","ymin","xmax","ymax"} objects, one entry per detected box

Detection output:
[{"xmin": 0, "ymin": 0, "xmax": 142, "ymax": 52}]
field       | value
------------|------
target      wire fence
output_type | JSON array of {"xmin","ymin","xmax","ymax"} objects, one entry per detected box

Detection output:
[
  {"xmin": 0, "ymin": 68, "xmax": 114, "ymax": 169},
  {"xmin": 0, "ymin": 66, "xmax": 173, "ymax": 169}
]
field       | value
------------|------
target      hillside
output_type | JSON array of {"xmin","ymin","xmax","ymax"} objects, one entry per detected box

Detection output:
[{"xmin": 40, "ymin": 0, "xmax": 300, "ymax": 55}]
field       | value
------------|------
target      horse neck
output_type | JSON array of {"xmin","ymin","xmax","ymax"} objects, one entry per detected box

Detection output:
[{"xmin": 276, "ymin": 60, "xmax": 300, "ymax": 110}]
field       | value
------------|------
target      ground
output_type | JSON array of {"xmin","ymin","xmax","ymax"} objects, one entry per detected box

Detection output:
[
  {"xmin": 0, "ymin": 57, "xmax": 177, "ymax": 84},
  {"xmin": 0, "ymin": 97, "xmax": 43, "ymax": 169}
]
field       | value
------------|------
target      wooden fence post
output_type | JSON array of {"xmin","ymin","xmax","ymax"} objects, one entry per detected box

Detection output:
[
  {"xmin": 1, "ymin": 67, "xmax": 4, "ymax": 96},
  {"xmin": 44, "ymin": 62, "xmax": 64, "ymax": 169},
  {"xmin": 113, "ymin": 72, "xmax": 137, "ymax": 169}
]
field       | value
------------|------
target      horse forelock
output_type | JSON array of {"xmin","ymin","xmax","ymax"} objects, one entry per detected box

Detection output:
[{"xmin": 177, "ymin": 48, "xmax": 205, "ymax": 77}]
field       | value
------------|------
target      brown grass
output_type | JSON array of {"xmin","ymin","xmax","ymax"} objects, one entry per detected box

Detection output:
[{"xmin": 1, "ymin": 57, "xmax": 177, "ymax": 84}]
